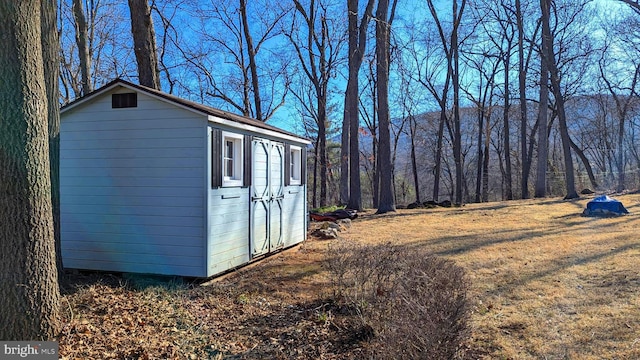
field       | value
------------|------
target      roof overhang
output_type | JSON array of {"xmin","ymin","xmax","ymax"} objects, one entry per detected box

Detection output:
[
  {"xmin": 61, "ymin": 79, "xmax": 311, "ymax": 144},
  {"xmin": 208, "ymin": 115, "xmax": 311, "ymax": 144}
]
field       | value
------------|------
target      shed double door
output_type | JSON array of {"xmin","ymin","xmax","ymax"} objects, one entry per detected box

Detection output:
[{"xmin": 250, "ymin": 138, "xmax": 284, "ymax": 257}]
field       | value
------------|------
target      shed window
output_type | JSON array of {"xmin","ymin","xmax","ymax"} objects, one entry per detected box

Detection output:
[
  {"xmin": 290, "ymin": 145, "xmax": 302, "ymax": 185},
  {"xmin": 112, "ymin": 93, "xmax": 137, "ymax": 108},
  {"xmin": 222, "ymin": 132, "xmax": 243, "ymax": 187}
]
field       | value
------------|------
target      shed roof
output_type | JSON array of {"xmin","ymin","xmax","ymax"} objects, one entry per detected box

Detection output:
[{"xmin": 61, "ymin": 78, "xmax": 310, "ymax": 143}]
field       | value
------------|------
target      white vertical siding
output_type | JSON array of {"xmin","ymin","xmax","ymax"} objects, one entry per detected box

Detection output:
[
  {"xmin": 282, "ymin": 185, "xmax": 307, "ymax": 247},
  {"xmin": 60, "ymin": 89, "xmax": 207, "ymax": 277},
  {"xmin": 206, "ymin": 126, "xmax": 251, "ymax": 276},
  {"xmin": 206, "ymin": 187, "xmax": 251, "ymax": 276}
]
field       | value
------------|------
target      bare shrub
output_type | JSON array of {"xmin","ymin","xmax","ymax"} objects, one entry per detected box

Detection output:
[{"xmin": 326, "ymin": 240, "xmax": 470, "ymax": 359}]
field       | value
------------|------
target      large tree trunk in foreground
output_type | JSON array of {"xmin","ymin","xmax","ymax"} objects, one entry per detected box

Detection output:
[
  {"xmin": 128, "ymin": 0, "xmax": 161, "ymax": 89},
  {"xmin": 43, "ymin": 0, "xmax": 64, "ymax": 278},
  {"xmin": 0, "ymin": 0, "xmax": 61, "ymax": 340}
]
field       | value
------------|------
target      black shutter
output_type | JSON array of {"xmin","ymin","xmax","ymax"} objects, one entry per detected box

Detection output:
[
  {"xmin": 211, "ymin": 129, "xmax": 222, "ymax": 188},
  {"xmin": 243, "ymin": 134, "xmax": 252, "ymax": 187},
  {"xmin": 284, "ymin": 144, "xmax": 291, "ymax": 186},
  {"xmin": 301, "ymin": 146, "xmax": 307, "ymax": 185}
]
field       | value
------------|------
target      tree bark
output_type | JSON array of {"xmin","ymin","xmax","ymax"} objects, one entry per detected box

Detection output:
[
  {"xmin": 543, "ymin": 0, "xmax": 577, "ymax": 199},
  {"xmin": 318, "ymin": 101, "xmax": 328, "ymax": 206},
  {"xmin": 312, "ymin": 141, "xmax": 319, "ymax": 208},
  {"xmin": 42, "ymin": 0, "xmax": 63, "ymax": 278},
  {"xmin": 344, "ymin": 0, "xmax": 374, "ymax": 210},
  {"xmin": 340, "ymin": 88, "xmax": 351, "ymax": 205},
  {"xmin": 375, "ymin": 0, "xmax": 395, "ymax": 213},
  {"xmin": 516, "ymin": 0, "xmax": 530, "ymax": 199},
  {"xmin": 433, "ymin": 110, "xmax": 446, "ymax": 202},
  {"xmin": 483, "ymin": 111, "xmax": 491, "ymax": 201},
  {"xmin": 128, "ymin": 0, "xmax": 160, "ymax": 89},
  {"xmin": 503, "ymin": 55, "xmax": 513, "ymax": 200},
  {"xmin": 409, "ymin": 115, "xmax": 421, "ymax": 203},
  {"xmin": 451, "ymin": 0, "xmax": 466, "ymax": 205},
  {"xmin": 0, "ymin": 0, "xmax": 61, "ymax": 340},
  {"xmin": 535, "ymin": 0, "xmax": 551, "ymax": 198},
  {"xmin": 475, "ymin": 104, "xmax": 484, "ymax": 203},
  {"xmin": 568, "ymin": 137, "xmax": 599, "ymax": 189},
  {"xmin": 72, "ymin": 0, "xmax": 92, "ymax": 95}
]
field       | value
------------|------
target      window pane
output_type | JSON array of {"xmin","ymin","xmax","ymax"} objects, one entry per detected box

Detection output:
[
  {"xmin": 221, "ymin": 134, "xmax": 243, "ymax": 185},
  {"xmin": 290, "ymin": 151, "xmax": 295, "ymax": 179},
  {"xmin": 225, "ymin": 140, "xmax": 234, "ymax": 158},
  {"xmin": 225, "ymin": 158, "xmax": 233, "ymax": 178}
]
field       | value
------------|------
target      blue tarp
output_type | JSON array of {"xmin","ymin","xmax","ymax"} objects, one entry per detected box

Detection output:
[{"xmin": 583, "ymin": 195, "xmax": 629, "ymax": 216}]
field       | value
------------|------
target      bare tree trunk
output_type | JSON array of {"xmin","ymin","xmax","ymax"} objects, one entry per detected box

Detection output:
[
  {"xmin": 340, "ymin": 94, "xmax": 350, "ymax": 205},
  {"xmin": 345, "ymin": 0, "xmax": 374, "ymax": 210},
  {"xmin": 616, "ymin": 114, "xmax": 626, "ymax": 192},
  {"xmin": 503, "ymin": 56, "xmax": 513, "ymax": 200},
  {"xmin": 409, "ymin": 115, "xmax": 421, "ymax": 203},
  {"xmin": 391, "ymin": 114, "xmax": 408, "ymax": 204},
  {"xmin": 363, "ymin": 66, "xmax": 380, "ymax": 207},
  {"xmin": 475, "ymin": 105, "xmax": 484, "ymax": 203},
  {"xmin": 425, "ymin": 0, "xmax": 455, "ymax": 203},
  {"xmin": 372, "ymin": 132, "xmax": 379, "ymax": 208},
  {"xmin": 516, "ymin": 0, "xmax": 530, "ymax": 199},
  {"xmin": 471, "ymin": 64, "xmax": 495, "ymax": 203},
  {"xmin": 543, "ymin": 0, "xmax": 577, "ymax": 199},
  {"xmin": 239, "ymin": 0, "xmax": 263, "ymax": 121},
  {"xmin": 72, "ymin": 0, "xmax": 92, "ymax": 94},
  {"xmin": 433, "ymin": 111, "xmax": 446, "ymax": 202},
  {"xmin": 451, "ymin": 0, "xmax": 465, "ymax": 205},
  {"xmin": 318, "ymin": 103, "xmax": 328, "ymax": 206},
  {"xmin": 375, "ymin": 0, "xmax": 395, "ymax": 213},
  {"xmin": 128, "ymin": 0, "xmax": 160, "ymax": 89},
  {"xmin": 482, "ymin": 114, "xmax": 490, "ymax": 201},
  {"xmin": 370, "ymin": 104, "xmax": 379, "ymax": 208},
  {"xmin": 345, "ymin": 76, "xmax": 358, "ymax": 208},
  {"xmin": 313, "ymin": 142, "xmax": 319, "ymax": 208},
  {"xmin": 569, "ymin": 137, "xmax": 599, "ymax": 189},
  {"xmin": 535, "ymin": 0, "xmax": 551, "ymax": 198},
  {"xmin": 0, "ymin": 0, "xmax": 61, "ymax": 340}
]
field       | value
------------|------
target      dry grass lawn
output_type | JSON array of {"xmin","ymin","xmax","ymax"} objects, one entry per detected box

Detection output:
[
  {"xmin": 58, "ymin": 193, "xmax": 640, "ymax": 359},
  {"xmin": 343, "ymin": 194, "xmax": 640, "ymax": 359}
]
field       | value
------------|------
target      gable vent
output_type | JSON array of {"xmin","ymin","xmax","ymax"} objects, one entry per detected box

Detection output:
[{"xmin": 112, "ymin": 92, "xmax": 137, "ymax": 108}]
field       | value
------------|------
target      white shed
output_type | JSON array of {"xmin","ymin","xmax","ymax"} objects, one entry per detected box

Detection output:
[{"xmin": 60, "ymin": 79, "xmax": 310, "ymax": 278}]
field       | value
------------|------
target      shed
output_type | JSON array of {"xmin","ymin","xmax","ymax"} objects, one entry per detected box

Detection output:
[{"xmin": 60, "ymin": 79, "xmax": 310, "ymax": 278}]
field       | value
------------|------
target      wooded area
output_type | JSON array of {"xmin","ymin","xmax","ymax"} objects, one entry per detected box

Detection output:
[{"xmin": 54, "ymin": 0, "xmax": 640, "ymax": 211}]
